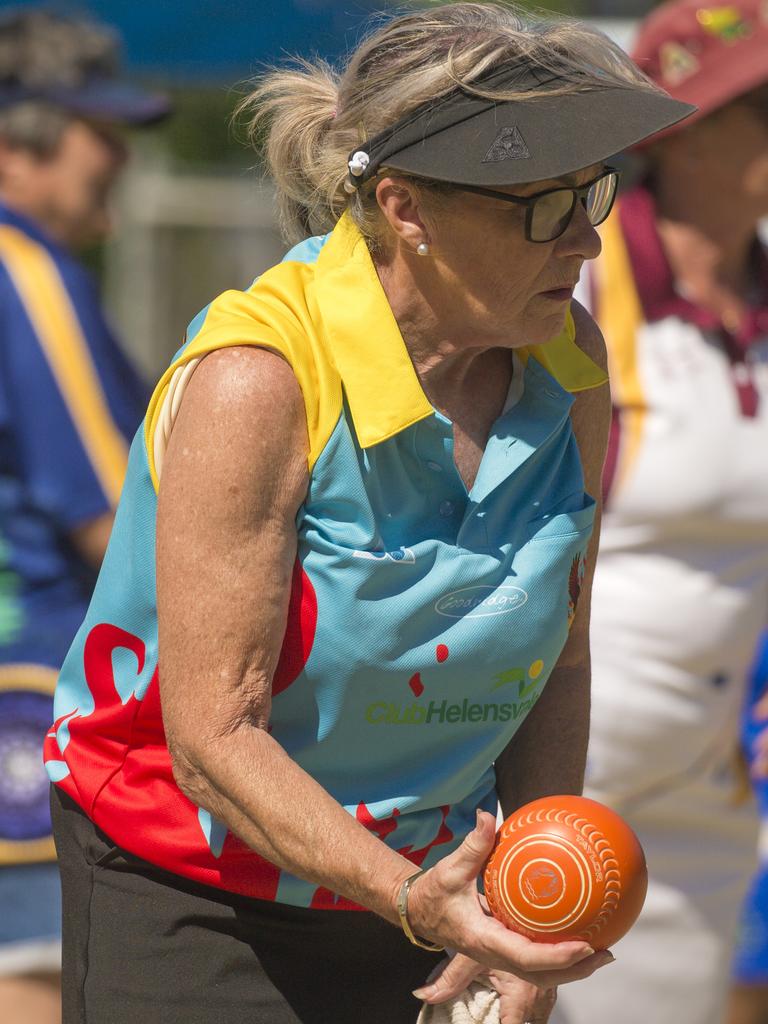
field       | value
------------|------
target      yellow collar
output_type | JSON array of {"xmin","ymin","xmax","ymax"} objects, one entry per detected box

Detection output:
[{"xmin": 314, "ymin": 213, "xmax": 433, "ymax": 449}]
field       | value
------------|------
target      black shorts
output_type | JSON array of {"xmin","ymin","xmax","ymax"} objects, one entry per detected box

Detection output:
[{"xmin": 51, "ymin": 788, "xmax": 443, "ymax": 1024}]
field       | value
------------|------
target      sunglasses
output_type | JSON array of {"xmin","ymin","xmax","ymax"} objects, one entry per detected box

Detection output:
[{"xmin": 447, "ymin": 166, "xmax": 620, "ymax": 243}]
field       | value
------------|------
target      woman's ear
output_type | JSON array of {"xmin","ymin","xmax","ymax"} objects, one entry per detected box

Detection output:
[{"xmin": 375, "ymin": 176, "xmax": 430, "ymax": 252}]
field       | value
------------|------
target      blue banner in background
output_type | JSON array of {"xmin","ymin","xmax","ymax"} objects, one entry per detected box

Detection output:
[{"xmin": 0, "ymin": 0, "xmax": 394, "ymax": 78}]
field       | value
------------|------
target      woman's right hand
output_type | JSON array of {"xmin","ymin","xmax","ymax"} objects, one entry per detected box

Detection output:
[{"xmin": 404, "ymin": 810, "xmax": 615, "ymax": 988}]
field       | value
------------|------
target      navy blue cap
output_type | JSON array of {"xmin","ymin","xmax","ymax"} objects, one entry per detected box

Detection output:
[{"xmin": 0, "ymin": 76, "xmax": 171, "ymax": 125}]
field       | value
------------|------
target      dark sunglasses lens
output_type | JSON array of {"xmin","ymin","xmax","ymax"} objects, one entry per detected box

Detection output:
[
  {"xmin": 530, "ymin": 189, "xmax": 576, "ymax": 242},
  {"xmin": 585, "ymin": 172, "xmax": 619, "ymax": 226}
]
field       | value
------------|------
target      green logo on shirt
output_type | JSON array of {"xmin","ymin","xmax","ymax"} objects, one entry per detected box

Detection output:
[{"xmin": 365, "ymin": 693, "xmax": 540, "ymax": 726}]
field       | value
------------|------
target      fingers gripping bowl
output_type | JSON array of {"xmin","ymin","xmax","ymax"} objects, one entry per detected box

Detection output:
[{"xmin": 483, "ymin": 796, "xmax": 648, "ymax": 950}]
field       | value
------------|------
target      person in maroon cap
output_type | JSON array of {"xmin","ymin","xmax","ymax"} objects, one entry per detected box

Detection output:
[{"xmin": 548, "ymin": 3, "xmax": 768, "ymax": 1024}]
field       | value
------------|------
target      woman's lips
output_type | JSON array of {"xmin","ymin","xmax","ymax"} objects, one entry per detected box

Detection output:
[{"xmin": 538, "ymin": 287, "xmax": 574, "ymax": 302}]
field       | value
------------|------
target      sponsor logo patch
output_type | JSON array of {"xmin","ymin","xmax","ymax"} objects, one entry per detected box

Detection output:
[
  {"xmin": 435, "ymin": 585, "xmax": 528, "ymax": 619},
  {"xmin": 365, "ymin": 693, "xmax": 541, "ymax": 726}
]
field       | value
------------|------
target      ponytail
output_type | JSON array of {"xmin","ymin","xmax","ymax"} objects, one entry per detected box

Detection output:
[{"xmin": 237, "ymin": 59, "xmax": 349, "ymax": 242}]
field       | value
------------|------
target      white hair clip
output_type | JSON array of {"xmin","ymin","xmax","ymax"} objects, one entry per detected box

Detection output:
[{"xmin": 348, "ymin": 150, "xmax": 370, "ymax": 177}]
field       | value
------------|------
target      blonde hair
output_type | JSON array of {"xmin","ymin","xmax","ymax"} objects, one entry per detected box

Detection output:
[{"xmin": 237, "ymin": 1, "xmax": 657, "ymax": 247}]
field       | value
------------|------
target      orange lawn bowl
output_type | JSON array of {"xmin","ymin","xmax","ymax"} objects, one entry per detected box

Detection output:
[{"xmin": 483, "ymin": 795, "xmax": 648, "ymax": 950}]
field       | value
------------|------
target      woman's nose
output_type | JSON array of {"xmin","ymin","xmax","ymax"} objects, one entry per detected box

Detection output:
[{"xmin": 556, "ymin": 199, "xmax": 602, "ymax": 260}]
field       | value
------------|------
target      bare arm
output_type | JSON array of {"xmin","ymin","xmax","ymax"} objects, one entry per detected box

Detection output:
[
  {"xmin": 157, "ymin": 346, "xmax": 416, "ymax": 922},
  {"xmin": 157, "ymin": 344, "xmax": 607, "ymax": 985}
]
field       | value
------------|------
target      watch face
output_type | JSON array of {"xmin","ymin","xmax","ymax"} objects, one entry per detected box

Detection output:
[{"xmin": 0, "ymin": 689, "xmax": 54, "ymax": 842}]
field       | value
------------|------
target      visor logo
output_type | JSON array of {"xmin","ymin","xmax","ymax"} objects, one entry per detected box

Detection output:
[{"xmin": 482, "ymin": 127, "xmax": 531, "ymax": 164}]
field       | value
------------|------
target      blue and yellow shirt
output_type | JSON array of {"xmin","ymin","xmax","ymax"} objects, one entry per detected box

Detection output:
[
  {"xmin": 0, "ymin": 202, "xmax": 146, "ymax": 865},
  {"xmin": 45, "ymin": 213, "xmax": 606, "ymax": 906}
]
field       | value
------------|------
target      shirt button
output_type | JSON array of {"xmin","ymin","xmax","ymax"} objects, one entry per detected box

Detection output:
[
  {"xmin": 426, "ymin": 460, "xmax": 443, "ymax": 472},
  {"xmin": 439, "ymin": 500, "xmax": 455, "ymax": 518}
]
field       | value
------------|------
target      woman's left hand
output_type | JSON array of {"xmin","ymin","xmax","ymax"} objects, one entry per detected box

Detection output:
[{"xmin": 414, "ymin": 952, "xmax": 558, "ymax": 1023}]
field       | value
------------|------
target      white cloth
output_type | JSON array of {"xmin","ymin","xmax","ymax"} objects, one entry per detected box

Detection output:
[
  {"xmin": 418, "ymin": 982, "xmax": 500, "ymax": 1024},
  {"xmin": 551, "ymin": 737, "xmax": 757, "ymax": 1024},
  {"xmin": 557, "ymin": 213, "xmax": 768, "ymax": 1023}
]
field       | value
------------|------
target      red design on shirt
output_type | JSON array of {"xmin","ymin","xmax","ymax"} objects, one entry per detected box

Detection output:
[
  {"xmin": 271, "ymin": 560, "xmax": 318, "ymax": 696},
  {"xmin": 409, "ymin": 673, "xmax": 425, "ymax": 697},
  {"xmin": 46, "ymin": 623, "xmax": 148, "ymax": 810},
  {"xmin": 45, "ymin": 558, "xmax": 319, "ymax": 901},
  {"xmin": 43, "ymin": 613, "xmax": 302, "ymax": 901},
  {"xmin": 356, "ymin": 801, "xmax": 400, "ymax": 841}
]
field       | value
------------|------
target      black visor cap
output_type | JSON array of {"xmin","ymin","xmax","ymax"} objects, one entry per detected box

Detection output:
[{"xmin": 347, "ymin": 67, "xmax": 695, "ymax": 188}]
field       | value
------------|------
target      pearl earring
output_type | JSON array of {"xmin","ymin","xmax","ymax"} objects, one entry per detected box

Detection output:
[{"xmin": 417, "ymin": 242, "xmax": 430, "ymax": 256}]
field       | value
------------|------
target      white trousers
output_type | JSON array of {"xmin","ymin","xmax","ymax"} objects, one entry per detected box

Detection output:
[{"xmin": 552, "ymin": 754, "xmax": 758, "ymax": 1024}]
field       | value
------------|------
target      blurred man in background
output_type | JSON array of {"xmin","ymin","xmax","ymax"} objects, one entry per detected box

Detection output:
[
  {"xmin": 553, "ymin": 2, "xmax": 768, "ymax": 1023},
  {"xmin": 0, "ymin": 10, "xmax": 168, "ymax": 1023}
]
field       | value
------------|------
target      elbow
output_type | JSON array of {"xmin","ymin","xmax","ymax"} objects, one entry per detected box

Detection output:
[
  {"xmin": 167, "ymin": 733, "xmax": 217, "ymax": 808},
  {"xmin": 163, "ymin": 686, "xmax": 273, "ymax": 806}
]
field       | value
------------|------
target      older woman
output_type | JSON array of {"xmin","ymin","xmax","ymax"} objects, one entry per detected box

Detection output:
[{"xmin": 43, "ymin": 4, "xmax": 691, "ymax": 1023}]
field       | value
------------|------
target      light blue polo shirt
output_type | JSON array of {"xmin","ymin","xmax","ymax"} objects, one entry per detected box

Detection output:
[{"xmin": 45, "ymin": 212, "xmax": 605, "ymax": 906}]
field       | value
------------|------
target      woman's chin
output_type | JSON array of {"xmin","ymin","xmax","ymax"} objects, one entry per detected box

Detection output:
[{"xmin": 525, "ymin": 308, "xmax": 571, "ymax": 345}]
